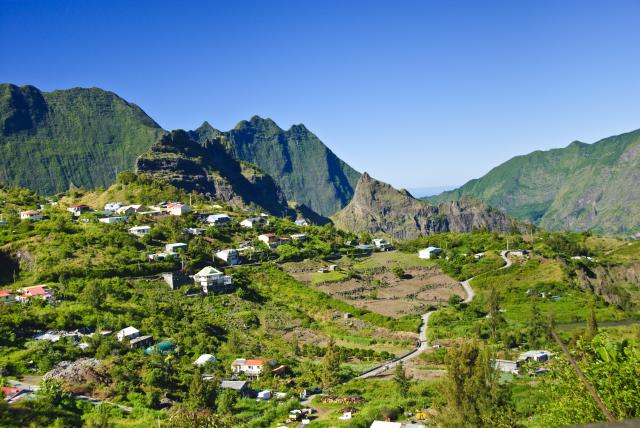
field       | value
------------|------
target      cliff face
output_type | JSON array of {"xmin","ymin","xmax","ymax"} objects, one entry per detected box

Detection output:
[
  {"xmin": 575, "ymin": 262, "xmax": 640, "ymax": 310},
  {"xmin": 135, "ymin": 130, "xmax": 290, "ymax": 215},
  {"xmin": 333, "ymin": 173, "xmax": 512, "ymax": 239}
]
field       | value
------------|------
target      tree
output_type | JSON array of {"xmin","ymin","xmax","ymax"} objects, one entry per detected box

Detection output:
[
  {"xmin": 585, "ymin": 300, "xmax": 598, "ymax": 340},
  {"xmin": 392, "ymin": 266, "xmax": 405, "ymax": 279},
  {"xmin": 528, "ymin": 297, "xmax": 547, "ymax": 347},
  {"xmin": 438, "ymin": 340, "xmax": 517, "ymax": 428},
  {"xmin": 487, "ymin": 286, "xmax": 505, "ymax": 340},
  {"xmin": 448, "ymin": 294, "xmax": 464, "ymax": 307},
  {"xmin": 321, "ymin": 338, "xmax": 341, "ymax": 388},
  {"xmin": 393, "ymin": 362, "xmax": 411, "ymax": 397}
]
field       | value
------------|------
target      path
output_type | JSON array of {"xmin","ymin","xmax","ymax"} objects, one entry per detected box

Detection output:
[{"xmin": 356, "ymin": 250, "xmax": 513, "ymax": 379}]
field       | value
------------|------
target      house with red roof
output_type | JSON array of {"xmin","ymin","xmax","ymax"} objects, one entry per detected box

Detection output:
[
  {"xmin": 0, "ymin": 289, "xmax": 16, "ymax": 303},
  {"xmin": 231, "ymin": 358, "xmax": 278, "ymax": 378},
  {"xmin": 16, "ymin": 285, "xmax": 54, "ymax": 302}
]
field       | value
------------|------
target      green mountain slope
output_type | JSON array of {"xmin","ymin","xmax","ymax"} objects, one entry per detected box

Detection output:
[
  {"xmin": 190, "ymin": 116, "xmax": 360, "ymax": 216},
  {"xmin": 426, "ymin": 129, "xmax": 640, "ymax": 235},
  {"xmin": 0, "ymin": 83, "xmax": 163, "ymax": 194}
]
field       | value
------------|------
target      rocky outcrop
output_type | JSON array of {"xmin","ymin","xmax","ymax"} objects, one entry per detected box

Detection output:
[
  {"xmin": 333, "ymin": 173, "xmax": 512, "ymax": 239},
  {"xmin": 135, "ymin": 130, "xmax": 291, "ymax": 215},
  {"xmin": 575, "ymin": 262, "xmax": 640, "ymax": 310}
]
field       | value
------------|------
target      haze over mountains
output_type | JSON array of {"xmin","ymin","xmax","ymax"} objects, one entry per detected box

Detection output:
[{"xmin": 2, "ymin": 82, "xmax": 640, "ymax": 236}]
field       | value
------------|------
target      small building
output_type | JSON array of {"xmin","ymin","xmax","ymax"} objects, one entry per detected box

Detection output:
[
  {"xmin": 1, "ymin": 386, "xmax": 26, "ymax": 403},
  {"xmin": 148, "ymin": 252, "xmax": 173, "ymax": 261},
  {"xmin": 216, "ymin": 249, "xmax": 241, "ymax": 266},
  {"xmin": 519, "ymin": 350, "xmax": 551, "ymax": 363},
  {"xmin": 16, "ymin": 285, "xmax": 54, "ymax": 302},
  {"xmin": 372, "ymin": 238, "xmax": 393, "ymax": 251},
  {"xmin": 104, "ymin": 202, "xmax": 123, "ymax": 213},
  {"xmin": 240, "ymin": 217, "xmax": 266, "ymax": 228},
  {"xmin": 116, "ymin": 205, "xmax": 147, "ymax": 215},
  {"xmin": 370, "ymin": 422, "xmax": 402, "ymax": 428},
  {"xmin": 185, "ymin": 227, "xmax": 207, "ymax": 236},
  {"xmin": 258, "ymin": 233, "xmax": 281, "ymax": 248},
  {"xmin": 165, "ymin": 243, "xmax": 188, "ymax": 254},
  {"xmin": 220, "ymin": 380, "xmax": 250, "ymax": 396},
  {"xmin": 257, "ymin": 390, "xmax": 271, "ymax": 401},
  {"xmin": 129, "ymin": 226, "xmax": 151, "ymax": 237},
  {"xmin": 130, "ymin": 335, "xmax": 153, "ymax": 349},
  {"xmin": 167, "ymin": 202, "xmax": 190, "ymax": 216},
  {"xmin": 509, "ymin": 249, "xmax": 529, "ymax": 257},
  {"xmin": 0, "ymin": 289, "xmax": 16, "ymax": 304},
  {"xmin": 231, "ymin": 358, "xmax": 275, "ymax": 378},
  {"xmin": 98, "ymin": 216, "xmax": 126, "ymax": 224},
  {"xmin": 354, "ymin": 244, "xmax": 374, "ymax": 254},
  {"xmin": 294, "ymin": 218, "xmax": 310, "ymax": 227},
  {"xmin": 117, "ymin": 326, "xmax": 140, "ymax": 342},
  {"xmin": 161, "ymin": 271, "xmax": 190, "ymax": 290},
  {"xmin": 192, "ymin": 266, "xmax": 233, "ymax": 294},
  {"xmin": 145, "ymin": 340, "xmax": 175, "ymax": 355},
  {"xmin": 418, "ymin": 247, "xmax": 442, "ymax": 259},
  {"xmin": 20, "ymin": 210, "xmax": 43, "ymax": 221},
  {"xmin": 207, "ymin": 214, "xmax": 232, "ymax": 226},
  {"xmin": 494, "ymin": 359, "xmax": 521, "ymax": 374},
  {"xmin": 67, "ymin": 204, "xmax": 91, "ymax": 217},
  {"xmin": 291, "ymin": 233, "xmax": 307, "ymax": 241},
  {"xmin": 194, "ymin": 354, "xmax": 216, "ymax": 367}
]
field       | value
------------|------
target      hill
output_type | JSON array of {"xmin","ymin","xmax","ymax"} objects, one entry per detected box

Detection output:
[
  {"xmin": 426, "ymin": 128, "xmax": 640, "ymax": 235},
  {"xmin": 190, "ymin": 116, "xmax": 360, "ymax": 216},
  {"xmin": 0, "ymin": 83, "xmax": 162, "ymax": 194},
  {"xmin": 135, "ymin": 130, "xmax": 291, "ymax": 215},
  {"xmin": 333, "ymin": 172, "xmax": 512, "ymax": 239}
]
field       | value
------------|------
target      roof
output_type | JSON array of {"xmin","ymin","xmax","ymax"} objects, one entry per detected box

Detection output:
[
  {"xmin": 130, "ymin": 335, "xmax": 153, "ymax": 344},
  {"xmin": 166, "ymin": 242, "xmax": 187, "ymax": 247},
  {"xmin": 245, "ymin": 358, "xmax": 270, "ymax": 366},
  {"xmin": 208, "ymin": 213, "xmax": 231, "ymax": 219},
  {"xmin": 0, "ymin": 289, "xmax": 13, "ymax": 298},
  {"xmin": 22, "ymin": 285, "xmax": 50, "ymax": 296},
  {"xmin": 195, "ymin": 266, "xmax": 223, "ymax": 277},
  {"xmin": 260, "ymin": 233, "xmax": 276, "ymax": 238},
  {"xmin": 129, "ymin": 225, "xmax": 150, "ymax": 230},
  {"xmin": 220, "ymin": 380, "xmax": 248, "ymax": 390},
  {"xmin": 194, "ymin": 354, "xmax": 216, "ymax": 366},
  {"xmin": 519, "ymin": 350, "xmax": 551, "ymax": 359},
  {"xmin": 370, "ymin": 422, "xmax": 402, "ymax": 428},
  {"xmin": 118, "ymin": 326, "xmax": 139, "ymax": 336},
  {"xmin": 422, "ymin": 246, "xmax": 441, "ymax": 252}
]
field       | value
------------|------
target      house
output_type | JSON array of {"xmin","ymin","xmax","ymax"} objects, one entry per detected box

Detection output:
[
  {"xmin": 1, "ymin": 386, "xmax": 26, "ymax": 402},
  {"xmin": 240, "ymin": 217, "xmax": 266, "ymax": 228},
  {"xmin": 509, "ymin": 249, "xmax": 529, "ymax": 257},
  {"xmin": 167, "ymin": 202, "xmax": 190, "ymax": 216},
  {"xmin": 16, "ymin": 285, "xmax": 54, "ymax": 302},
  {"xmin": 372, "ymin": 238, "xmax": 393, "ymax": 251},
  {"xmin": 145, "ymin": 340, "xmax": 175, "ymax": 355},
  {"xmin": 20, "ymin": 210, "xmax": 43, "ymax": 221},
  {"xmin": 98, "ymin": 216, "xmax": 126, "ymax": 224},
  {"xmin": 494, "ymin": 358, "xmax": 521, "ymax": 374},
  {"xmin": 67, "ymin": 205, "xmax": 91, "ymax": 217},
  {"xmin": 185, "ymin": 227, "xmax": 207, "ymax": 236},
  {"xmin": 418, "ymin": 247, "xmax": 442, "ymax": 259},
  {"xmin": 258, "ymin": 233, "xmax": 280, "ymax": 248},
  {"xmin": 0, "ymin": 289, "xmax": 16, "ymax": 304},
  {"xmin": 192, "ymin": 266, "xmax": 233, "ymax": 294},
  {"xmin": 194, "ymin": 354, "xmax": 216, "ymax": 367},
  {"xmin": 161, "ymin": 271, "xmax": 190, "ymax": 290},
  {"xmin": 219, "ymin": 380, "xmax": 250, "ymax": 396},
  {"xmin": 216, "ymin": 249, "xmax": 241, "ymax": 266},
  {"xmin": 257, "ymin": 390, "xmax": 271, "ymax": 400},
  {"xmin": 474, "ymin": 252, "xmax": 485, "ymax": 259},
  {"xmin": 117, "ymin": 326, "xmax": 140, "ymax": 342},
  {"xmin": 231, "ymin": 358, "xmax": 276, "ymax": 378},
  {"xmin": 519, "ymin": 350, "xmax": 551, "ymax": 363},
  {"xmin": 294, "ymin": 218, "xmax": 310, "ymax": 227},
  {"xmin": 148, "ymin": 252, "xmax": 173, "ymax": 261},
  {"xmin": 291, "ymin": 233, "xmax": 307, "ymax": 241},
  {"xmin": 130, "ymin": 335, "xmax": 153, "ymax": 349},
  {"xmin": 165, "ymin": 243, "xmax": 188, "ymax": 254},
  {"xmin": 129, "ymin": 226, "xmax": 151, "ymax": 237},
  {"xmin": 104, "ymin": 202, "xmax": 123, "ymax": 213},
  {"xmin": 370, "ymin": 422, "xmax": 402, "ymax": 428},
  {"xmin": 116, "ymin": 205, "xmax": 146, "ymax": 215},
  {"xmin": 207, "ymin": 214, "xmax": 232, "ymax": 226}
]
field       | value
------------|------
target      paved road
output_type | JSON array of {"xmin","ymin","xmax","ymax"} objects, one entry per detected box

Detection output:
[{"xmin": 356, "ymin": 250, "xmax": 513, "ymax": 379}]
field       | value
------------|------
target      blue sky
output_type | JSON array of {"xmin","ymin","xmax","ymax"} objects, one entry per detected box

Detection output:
[{"xmin": 2, "ymin": 0, "xmax": 640, "ymax": 190}]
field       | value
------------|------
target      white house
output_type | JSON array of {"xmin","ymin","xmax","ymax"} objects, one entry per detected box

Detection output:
[
  {"xmin": 194, "ymin": 354, "xmax": 216, "ymax": 367},
  {"xmin": 257, "ymin": 390, "xmax": 272, "ymax": 401},
  {"xmin": 294, "ymin": 218, "xmax": 310, "ymax": 227},
  {"xmin": 104, "ymin": 202, "xmax": 122, "ymax": 213},
  {"xmin": 148, "ymin": 252, "xmax": 172, "ymax": 261},
  {"xmin": 98, "ymin": 216, "xmax": 126, "ymax": 224},
  {"xmin": 291, "ymin": 233, "xmax": 307, "ymax": 241},
  {"xmin": 372, "ymin": 238, "xmax": 393, "ymax": 251},
  {"xmin": 258, "ymin": 233, "xmax": 281, "ymax": 248},
  {"xmin": 216, "ymin": 249, "xmax": 241, "ymax": 266},
  {"xmin": 240, "ymin": 217, "xmax": 266, "ymax": 228},
  {"xmin": 192, "ymin": 266, "xmax": 232, "ymax": 294},
  {"xmin": 370, "ymin": 422, "xmax": 402, "ymax": 428},
  {"xmin": 167, "ymin": 202, "xmax": 190, "ymax": 216},
  {"xmin": 510, "ymin": 249, "xmax": 529, "ymax": 257},
  {"xmin": 20, "ymin": 210, "xmax": 43, "ymax": 221},
  {"xmin": 129, "ymin": 226, "xmax": 151, "ymax": 237},
  {"xmin": 231, "ymin": 358, "xmax": 275, "ymax": 377},
  {"xmin": 67, "ymin": 205, "xmax": 91, "ymax": 217},
  {"xmin": 418, "ymin": 247, "xmax": 442, "ymax": 259},
  {"xmin": 494, "ymin": 358, "xmax": 521, "ymax": 374},
  {"xmin": 207, "ymin": 214, "xmax": 232, "ymax": 226},
  {"xmin": 519, "ymin": 350, "xmax": 551, "ymax": 363},
  {"xmin": 165, "ymin": 243, "xmax": 188, "ymax": 254},
  {"xmin": 117, "ymin": 326, "xmax": 140, "ymax": 342}
]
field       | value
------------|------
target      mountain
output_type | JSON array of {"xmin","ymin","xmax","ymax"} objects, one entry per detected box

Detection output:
[
  {"xmin": 426, "ymin": 128, "xmax": 640, "ymax": 235},
  {"xmin": 0, "ymin": 84, "xmax": 162, "ymax": 194},
  {"xmin": 135, "ymin": 130, "xmax": 291, "ymax": 215},
  {"xmin": 333, "ymin": 173, "xmax": 512, "ymax": 239},
  {"xmin": 190, "ymin": 116, "xmax": 360, "ymax": 216}
]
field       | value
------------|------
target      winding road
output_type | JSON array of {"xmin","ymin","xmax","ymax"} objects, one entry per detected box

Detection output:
[{"xmin": 357, "ymin": 250, "xmax": 512, "ymax": 379}]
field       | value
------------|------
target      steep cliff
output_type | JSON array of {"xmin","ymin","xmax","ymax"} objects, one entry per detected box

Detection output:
[
  {"xmin": 333, "ymin": 173, "xmax": 512, "ymax": 239},
  {"xmin": 135, "ymin": 130, "xmax": 291, "ymax": 215}
]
